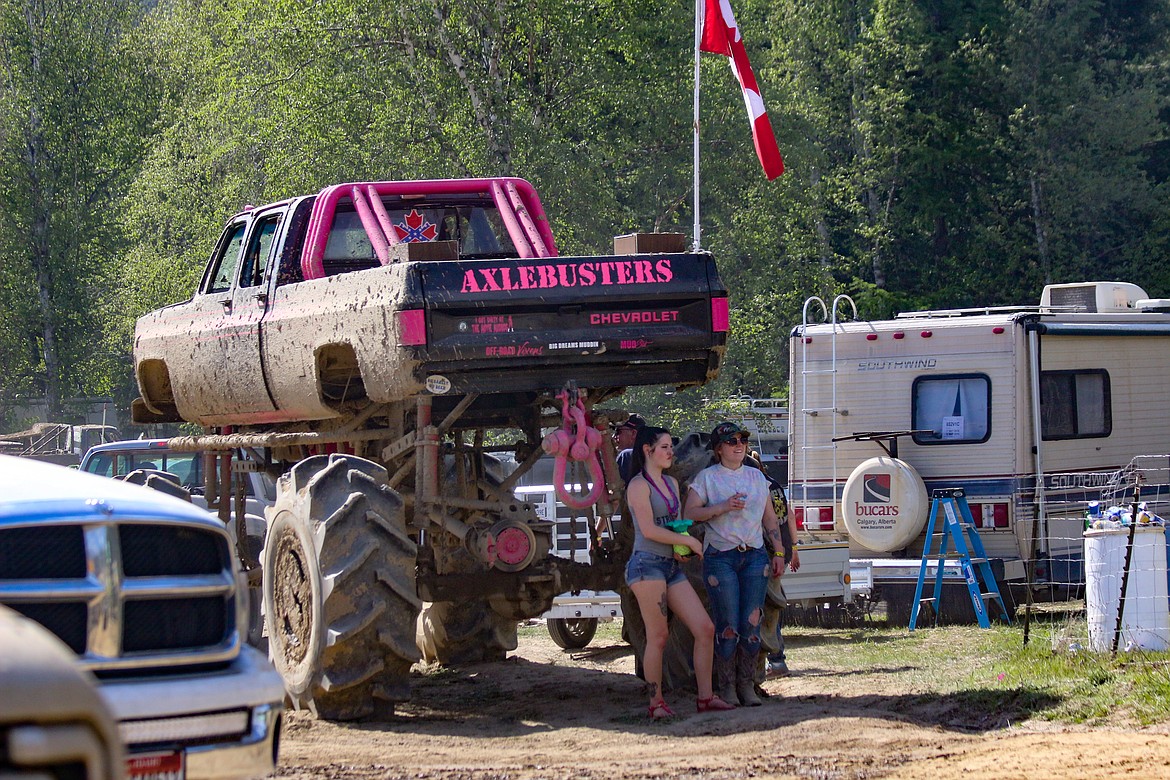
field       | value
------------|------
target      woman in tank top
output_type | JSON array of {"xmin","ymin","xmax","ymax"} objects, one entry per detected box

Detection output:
[{"xmin": 625, "ymin": 425, "xmax": 734, "ymax": 718}]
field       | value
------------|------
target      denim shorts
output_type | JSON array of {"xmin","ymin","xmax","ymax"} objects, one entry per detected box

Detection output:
[{"xmin": 625, "ymin": 550, "xmax": 688, "ymax": 587}]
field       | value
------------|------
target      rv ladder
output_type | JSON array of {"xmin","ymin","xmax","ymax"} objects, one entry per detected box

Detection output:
[
  {"xmin": 909, "ymin": 488, "xmax": 1012, "ymax": 630},
  {"xmin": 796, "ymin": 294, "xmax": 857, "ymax": 523}
]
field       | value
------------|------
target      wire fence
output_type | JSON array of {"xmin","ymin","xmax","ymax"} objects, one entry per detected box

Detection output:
[{"xmin": 1015, "ymin": 455, "xmax": 1170, "ymax": 653}]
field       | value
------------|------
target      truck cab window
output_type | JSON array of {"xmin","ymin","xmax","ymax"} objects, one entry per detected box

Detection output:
[
  {"xmin": 83, "ymin": 452, "xmax": 115, "ymax": 477},
  {"xmin": 276, "ymin": 198, "xmax": 314, "ymax": 286},
  {"xmin": 911, "ymin": 374, "xmax": 991, "ymax": 444},
  {"xmin": 239, "ymin": 215, "xmax": 281, "ymax": 289},
  {"xmin": 463, "ymin": 207, "xmax": 507, "ymax": 256},
  {"xmin": 322, "ymin": 210, "xmax": 378, "ymax": 274},
  {"xmin": 1040, "ymin": 369, "xmax": 1111, "ymax": 440},
  {"xmin": 206, "ymin": 223, "xmax": 248, "ymax": 293}
]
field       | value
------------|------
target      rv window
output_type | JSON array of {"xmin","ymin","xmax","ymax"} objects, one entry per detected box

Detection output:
[
  {"xmin": 1040, "ymin": 369, "xmax": 1111, "ymax": 440},
  {"xmin": 911, "ymin": 374, "xmax": 991, "ymax": 445}
]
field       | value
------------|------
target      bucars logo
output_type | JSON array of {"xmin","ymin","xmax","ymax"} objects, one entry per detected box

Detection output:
[
  {"xmin": 863, "ymin": 472, "xmax": 891, "ymax": 503},
  {"xmin": 855, "ymin": 472, "xmax": 899, "ymax": 517}
]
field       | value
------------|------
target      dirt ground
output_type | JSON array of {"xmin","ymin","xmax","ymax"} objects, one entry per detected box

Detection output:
[{"xmin": 270, "ymin": 622, "xmax": 1170, "ymax": 780}]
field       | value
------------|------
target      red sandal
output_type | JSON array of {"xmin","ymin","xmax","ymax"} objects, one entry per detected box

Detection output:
[
  {"xmin": 647, "ymin": 700, "xmax": 675, "ymax": 719},
  {"xmin": 696, "ymin": 695, "xmax": 736, "ymax": 712}
]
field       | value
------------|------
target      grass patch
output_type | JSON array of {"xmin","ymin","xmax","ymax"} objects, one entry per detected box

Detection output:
[{"xmin": 783, "ymin": 620, "xmax": 1170, "ymax": 727}]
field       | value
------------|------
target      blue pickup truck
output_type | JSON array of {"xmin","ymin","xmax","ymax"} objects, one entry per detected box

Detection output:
[{"xmin": 0, "ymin": 455, "xmax": 284, "ymax": 780}]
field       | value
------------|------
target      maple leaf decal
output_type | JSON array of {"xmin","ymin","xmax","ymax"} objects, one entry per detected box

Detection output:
[{"xmin": 394, "ymin": 209, "xmax": 439, "ymax": 243}]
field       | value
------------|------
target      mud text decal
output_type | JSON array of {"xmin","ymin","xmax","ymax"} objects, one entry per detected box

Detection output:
[
  {"xmin": 460, "ymin": 259, "xmax": 673, "ymax": 293},
  {"xmin": 465, "ymin": 314, "xmax": 514, "ymax": 334},
  {"xmin": 621, "ymin": 339, "xmax": 651, "ymax": 350},
  {"xmin": 485, "ymin": 343, "xmax": 544, "ymax": 357},
  {"xmin": 549, "ymin": 341, "xmax": 600, "ymax": 350},
  {"xmin": 590, "ymin": 310, "xmax": 679, "ymax": 325}
]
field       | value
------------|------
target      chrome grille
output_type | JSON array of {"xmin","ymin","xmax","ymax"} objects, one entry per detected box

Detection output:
[{"xmin": 0, "ymin": 519, "xmax": 240, "ymax": 672}]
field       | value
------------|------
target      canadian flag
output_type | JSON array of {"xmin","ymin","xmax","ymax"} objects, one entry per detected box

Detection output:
[{"xmin": 701, "ymin": 0, "xmax": 784, "ymax": 179}]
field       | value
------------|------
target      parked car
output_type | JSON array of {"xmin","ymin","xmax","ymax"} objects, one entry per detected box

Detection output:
[
  {"xmin": 0, "ymin": 604, "xmax": 125, "ymax": 779},
  {"xmin": 80, "ymin": 437, "xmax": 275, "ymax": 519},
  {"xmin": 0, "ymin": 455, "xmax": 284, "ymax": 780}
]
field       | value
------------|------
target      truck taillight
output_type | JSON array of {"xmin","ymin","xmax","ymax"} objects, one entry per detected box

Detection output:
[
  {"xmin": 397, "ymin": 309, "xmax": 426, "ymax": 346},
  {"xmin": 796, "ymin": 506, "xmax": 834, "ymax": 531},
  {"xmin": 711, "ymin": 297, "xmax": 729, "ymax": 332}
]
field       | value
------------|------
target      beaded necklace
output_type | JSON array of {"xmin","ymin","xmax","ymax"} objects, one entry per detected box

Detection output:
[{"xmin": 642, "ymin": 469, "xmax": 680, "ymax": 520}]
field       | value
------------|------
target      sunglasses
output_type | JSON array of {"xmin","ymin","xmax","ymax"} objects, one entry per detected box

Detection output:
[{"xmin": 720, "ymin": 435, "xmax": 750, "ymax": 446}]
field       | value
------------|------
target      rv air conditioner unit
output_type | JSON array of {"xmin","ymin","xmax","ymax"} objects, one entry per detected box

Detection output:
[
  {"xmin": 1040, "ymin": 281, "xmax": 1149, "ymax": 313},
  {"xmin": 1136, "ymin": 298, "xmax": 1170, "ymax": 313}
]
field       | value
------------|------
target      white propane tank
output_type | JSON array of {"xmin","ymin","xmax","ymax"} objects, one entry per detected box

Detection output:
[{"xmin": 841, "ymin": 456, "xmax": 929, "ymax": 552}]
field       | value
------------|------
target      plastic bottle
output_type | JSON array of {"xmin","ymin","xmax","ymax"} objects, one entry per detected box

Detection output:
[
  {"xmin": 1085, "ymin": 501, "xmax": 1101, "ymax": 531},
  {"xmin": 664, "ymin": 518, "xmax": 695, "ymax": 556}
]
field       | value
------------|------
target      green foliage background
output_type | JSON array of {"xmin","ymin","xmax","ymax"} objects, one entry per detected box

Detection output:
[{"xmin": 3, "ymin": 0, "xmax": 1170, "ymax": 431}]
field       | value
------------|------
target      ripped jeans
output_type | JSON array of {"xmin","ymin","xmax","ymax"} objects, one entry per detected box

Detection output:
[{"xmin": 702, "ymin": 545, "xmax": 770, "ymax": 661}]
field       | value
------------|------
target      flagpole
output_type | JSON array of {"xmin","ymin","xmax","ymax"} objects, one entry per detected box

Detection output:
[{"xmin": 693, "ymin": 0, "xmax": 702, "ymax": 252}]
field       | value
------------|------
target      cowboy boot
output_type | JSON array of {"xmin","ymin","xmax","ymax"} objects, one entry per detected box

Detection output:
[
  {"xmin": 713, "ymin": 652, "xmax": 738, "ymax": 706},
  {"xmin": 735, "ymin": 647, "xmax": 763, "ymax": 707}
]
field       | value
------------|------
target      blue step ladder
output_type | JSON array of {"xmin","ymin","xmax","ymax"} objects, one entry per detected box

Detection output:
[{"xmin": 909, "ymin": 488, "xmax": 1011, "ymax": 630}]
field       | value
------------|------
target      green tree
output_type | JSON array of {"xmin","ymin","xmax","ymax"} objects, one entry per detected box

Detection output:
[
  {"xmin": 0, "ymin": 0, "xmax": 156, "ymax": 418},
  {"xmin": 986, "ymin": 0, "xmax": 1170, "ymax": 293}
]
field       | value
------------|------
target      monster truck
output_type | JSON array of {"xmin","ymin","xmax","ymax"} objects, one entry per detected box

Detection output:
[{"xmin": 132, "ymin": 177, "xmax": 728, "ymax": 719}]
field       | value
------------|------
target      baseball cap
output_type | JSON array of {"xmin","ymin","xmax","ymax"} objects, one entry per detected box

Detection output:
[
  {"xmin": 709, "ymin": 421, "xmax": 750, "ymax": 448},
  {"xmin": 615, "ymin": 413, "xmax": 647, "ymax": 432}
]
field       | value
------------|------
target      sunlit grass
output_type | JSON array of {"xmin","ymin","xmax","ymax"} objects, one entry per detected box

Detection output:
[{"xmin": 782, "ymin": 620, "xmax": 1170, "ymax": 726}]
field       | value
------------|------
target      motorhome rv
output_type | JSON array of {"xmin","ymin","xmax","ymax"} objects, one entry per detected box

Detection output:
[{"xmin": 789, "ymin": 281, "xmax": 1170, "ymax": 612}]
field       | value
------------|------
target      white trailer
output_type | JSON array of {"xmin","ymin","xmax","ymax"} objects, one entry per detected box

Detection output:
[
  {"xmin": 725, "ymin": 397, "xmax": 789, "ymax": 485},
  {"xmin": 789, "ymin": 281, "xmax": 1170, "ymax": 609}
]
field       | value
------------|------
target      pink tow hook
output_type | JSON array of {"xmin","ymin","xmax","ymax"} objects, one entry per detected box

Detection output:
[{"xmin": 541, "ymin": 391, "xmax": 606, "ymax": 509}]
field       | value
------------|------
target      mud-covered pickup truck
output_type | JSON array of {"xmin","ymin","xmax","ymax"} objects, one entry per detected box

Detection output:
[
  {"xmin": 130, "ymin": 177, "xmax": 728, "ymax": 719},
  {"xmin": 133, "ymin": 178, "xmax": 726, "ymax": 427}
]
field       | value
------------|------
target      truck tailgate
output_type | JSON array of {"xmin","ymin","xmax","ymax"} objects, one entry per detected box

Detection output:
[{"xmin": 411, "ymin": 252, "xmax": 727, "ymax": 392}]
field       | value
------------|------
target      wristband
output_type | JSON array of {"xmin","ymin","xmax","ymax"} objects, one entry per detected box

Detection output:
[{"xmin": 772, "ymin": 551, "xmax": 785, "ymax": 558}]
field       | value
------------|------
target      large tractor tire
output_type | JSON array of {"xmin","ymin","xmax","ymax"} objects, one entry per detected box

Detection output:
[
  {"xmin": 416, "ymin": 598, "xmax": 518, "ymax": 664},
  {"xmin": 263, "ymin": 454, "xmax": 420, "ymax": 721}
]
